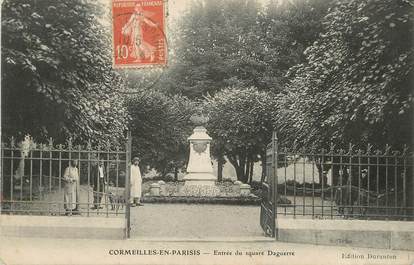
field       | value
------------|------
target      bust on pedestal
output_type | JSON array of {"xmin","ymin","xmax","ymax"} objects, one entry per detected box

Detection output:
[{"xmin": 183, "ymin": 115, "xmax": 217, "ymax": 186}]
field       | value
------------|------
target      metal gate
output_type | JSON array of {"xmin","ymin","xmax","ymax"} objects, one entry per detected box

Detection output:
[
  {"xmin": 0, "ymin": 132, "xmax": 133, "ymax": 238},
  {"xmin": 260, "ymin": 132, "xmax": 278, "ymax": 238},
  {"xmin": 260, "ymin": 131, "xmax": 414, "ymax": 238}
]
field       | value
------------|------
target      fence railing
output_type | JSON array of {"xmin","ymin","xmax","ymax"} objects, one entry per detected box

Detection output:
[
  {"xmin": 266, "ymin": 140, "xmax": 414, "ymax": 221},
  {"xmin": 1, "ymin": 136, "xmax": 130, "ymax": 217}
]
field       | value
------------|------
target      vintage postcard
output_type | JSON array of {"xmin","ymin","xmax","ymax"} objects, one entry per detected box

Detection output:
[{"xmin": 0, "ymin": 0, "xmax": 413, "ymax": 264}]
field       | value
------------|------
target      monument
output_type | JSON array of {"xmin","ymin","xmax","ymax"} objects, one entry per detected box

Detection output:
[{"xmin": 183, "ymin": 114, "xmax": 217, "ymax": 186}]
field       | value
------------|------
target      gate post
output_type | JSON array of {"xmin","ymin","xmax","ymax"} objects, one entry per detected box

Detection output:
[
  {"xmin": 272, "ymin": 131, "xmax": 279, "ymax": 239},
  {"xmin": 125, "ymin": 131, "xmax": 132, "ymax": 239}
]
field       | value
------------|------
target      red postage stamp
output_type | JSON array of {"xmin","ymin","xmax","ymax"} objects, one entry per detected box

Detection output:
[{"xmin": 112, "ymin": 0, "xmax": 167, "ymax": 68}]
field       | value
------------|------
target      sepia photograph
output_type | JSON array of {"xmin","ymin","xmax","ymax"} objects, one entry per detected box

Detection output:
[{"xmin": 0, "ymin": 0, "xmax": 413, "ymax": 264}]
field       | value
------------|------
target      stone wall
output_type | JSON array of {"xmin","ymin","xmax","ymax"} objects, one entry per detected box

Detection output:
[
  {"xmin": 277, "ymin": 219, "xmax": 414, "ymax": 251},
  {"xmin": 0, "ymin": 215, "xmax": 126, "ymax": 240}
]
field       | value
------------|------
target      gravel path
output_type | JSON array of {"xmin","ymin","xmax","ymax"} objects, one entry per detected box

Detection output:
[{"xmin": 130, "ymin": 204, "xmax": 264, "ymax": 239}]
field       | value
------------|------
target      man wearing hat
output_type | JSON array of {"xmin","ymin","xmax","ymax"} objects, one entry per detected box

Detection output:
[
  {"xmin": 91, "ymin": 160, "xmax": 105, "ymax": 210},
  {"xmin": 130, "ymin": 157, "xmax": 143, "ymax": 206}
]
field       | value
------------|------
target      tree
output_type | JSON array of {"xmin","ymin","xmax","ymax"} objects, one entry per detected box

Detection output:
[
  {"xmin": 205, "ymin": 87, "xmax": 277, "ymax": 183},
  {"xmin": 283, "ymin": 0, "xmax": 413, "ymax": 150},
  {"xmin": 155, "ymin": 0, "xmax": 333, "ymax": 99},
  {"xmin": 210, "ymin": 143, "xmax": 227, "ymax": 182},
  {"xmin": 127, "ymin": 89, "xmax": 195, "ymax": 177},
  {"xmin": 158, "ymin": 0, "xmax": 271, "ymax": 98},
  {"xmin": 276, "ymin": 0, "xmax": 413, "ymax": 191},
  {"xmin": 1, "ymin": 0, "xmax": 128, "ymax": 144},
  {"xmin": 256, "ymin": 0, "xmax": 333, "ymax": 89}
]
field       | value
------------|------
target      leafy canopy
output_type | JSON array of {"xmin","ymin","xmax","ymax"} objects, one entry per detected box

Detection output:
[
  {"xmin": 283, "ymin": 0, "xmax": 413, "ymax": 149},
  {"xmin": 2, "ymin": 0, "xmax": 128, "ymax": 144},
  {"xmin": 205, "ymin": 87, "xmax": 277, "ymax": 181},
  {"xmin": 127, "ymin": 89, "xmax": 195, "ymax": 174}
]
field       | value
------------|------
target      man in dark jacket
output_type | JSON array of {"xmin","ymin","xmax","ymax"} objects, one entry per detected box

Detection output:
[{"xmin": 91, "ymin": 160, "xmax": 105, "ymax": 209}]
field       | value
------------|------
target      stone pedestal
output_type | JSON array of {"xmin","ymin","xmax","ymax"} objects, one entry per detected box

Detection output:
[
  {"xmin": 150, "ymin": 183, "xmax": 160, "ymax": 196},
  {"xmin": 184, "ymin": 126, "xmax": 217, "ymax": 186},
  {"xmin": 240, "ymin": 184, "xmax": 251, "ymax": 196},
  {"xmin": 158, "ymin": 181, "xmax": 166, "ymax": 196},
  {"xmin": 234, "ymin": 180, "xmax": 242, "ymax": 194}
]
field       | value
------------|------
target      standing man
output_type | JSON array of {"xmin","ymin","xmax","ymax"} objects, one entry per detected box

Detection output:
[
  {"xmin": 91, "ymin": 160, "xmax": 105, "ymax": 210},
  {"xmin": 130, "ymin": 157, "xmax": 143, "ymax": 206},
  {"xmin": 360, "ymin": 168, "xmax": 369, "ymax": 215},
  {"xmin": 63, "ymin": 159, "xmax": 80, "ymax": 215}
]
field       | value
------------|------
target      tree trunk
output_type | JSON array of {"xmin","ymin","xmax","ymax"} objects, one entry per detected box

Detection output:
[
  {"xmin": 228, "ymin": 154, "xmax": 250, "ymax": 183},
  {"xmin": 174, "ymin": 166, "xmax": 178, "ymax": 181},
  {"xmin": 245, "ymin": 158, "xmax": 250, "ymax": 182},
  {"xmin": 228, "ymin": 155, "xmax": 242, "ymax": 182},
  {"xmin": 217, "ymin": 156, "xmax": 225, "ymax": 182},
  {"xmin": 260, "ymin": 152, "xmax": 266, "ymax": 183},
  {"xmin": 236, "ymin": 166, "xmax": 246, "ymax": 183},
  {"xmin": 249, "ymin": 161, "xmax": 254, "ymax": 184},
  {"xmin": 239, "ymin": 155, "xmax": 247, "ymax": 183},
  {"xmin": 332, "ymin": 156, "xmax": 340, "ymax": 186},
  {"xmin": 315, "ymin": 159, "xmax": 323, "ymax": 184}
]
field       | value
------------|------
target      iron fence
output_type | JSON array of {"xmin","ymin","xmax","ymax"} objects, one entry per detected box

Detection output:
[
  {"xmin": 265, "ymin": 135, "xmax": 414, "ymax": 221},
  {"xmin": 0, "ymin": 136, "xmax": 131, "ymax": 218}
]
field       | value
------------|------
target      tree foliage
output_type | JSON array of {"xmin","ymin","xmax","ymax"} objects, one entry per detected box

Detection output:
[
  {"xmin": 127, "ymin": 90, "xmax": 195, "ymax": 176},
  {"xmin": 156, "ymin": 0, "xmax": 332, "ymax": 99},
  {"xmin": 283, "ymin": 0, "xmax": 413, "ymax": 149},
  {"xmin": 1, "ymin": 0, "xmax": 128, "ymax": 144},
  {"xmin": 205, "ymin": 87, "xmax": 277, "ymax": 183},
  {"xmin": 158, "ymin": 0, "xmax": 268, "ymax": 98},
  {"xmin": 257, "ymin": 0, "xmax": 333, "ymax": 89},
  {"xmin": 147, "ymin": 0, "xmax": 333, "ymax": 179}
]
